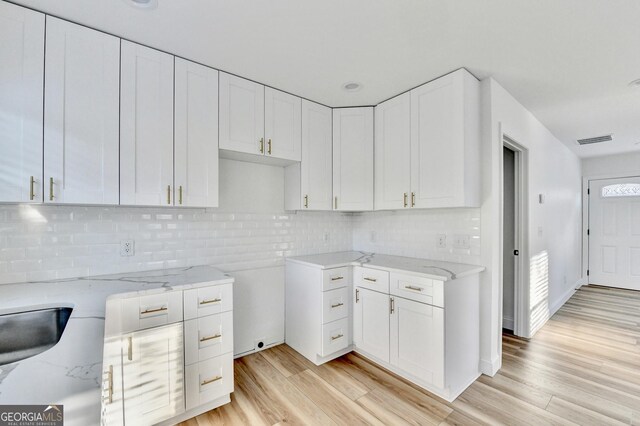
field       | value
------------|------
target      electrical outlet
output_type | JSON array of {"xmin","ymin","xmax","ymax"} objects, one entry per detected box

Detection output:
[
  {"xmin": 120, "ymin": 239, "xmax": 134, "ymax": 257},
  {"xmin": 453, "ymin": 235, "xmax": 470, "ymax": 249},
  {"xmin": 436, "ymin": 234, "xmax": 447, "ymax": 248}
]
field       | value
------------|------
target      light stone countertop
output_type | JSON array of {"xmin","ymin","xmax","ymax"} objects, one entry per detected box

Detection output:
[
  {"xmin": 0, "ymin": 265, "xmax": 232, "ymax": 426},
  {"xmin": 286, "ymin": 251, "xmax": 485, "ymax": 281}
]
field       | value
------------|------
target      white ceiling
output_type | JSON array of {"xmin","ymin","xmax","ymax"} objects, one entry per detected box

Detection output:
[{"xmin": 12, "ymin": 0, "xmax": 640, "ymax": 158}]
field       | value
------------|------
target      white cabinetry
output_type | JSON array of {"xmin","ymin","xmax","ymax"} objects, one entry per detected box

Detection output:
[
  {"xmin": 0, "ymin": 2, "xmax": 44, "ymax": 203},
  {"xmin": 374, "ymin": 69, "xmax": 480, "ymax": 210},
  {"xmin": 353, "ymin": 287, "xmax": 390, "ymax": 363},
  {"xmin": 265, "ymin": 87, "xmax": 301, "ymax": 161},
  {"xmin": 120, "ymin": 41, "xmax": 174, "ymax": 206},
  {"xmin": 174, "ymin": 58, "xmax": 219, "ymax": 208},
  {"xmin": 285, "ymin": 262, "xmax": 352, "ymax": 365},
  {"xmin": 332, "ymin": 107, "xmax": 374, "ymax": 211},
  {"xmin": 122, "ymin": 323, "xmax": 185, "ymax": 425},
  {"xmin": 284, "ymin": 100, "xmax": 332, "ymax": 210},
  {"xmin": 44, "ymin": 17, "xmax": 120, "ymax": 204}
]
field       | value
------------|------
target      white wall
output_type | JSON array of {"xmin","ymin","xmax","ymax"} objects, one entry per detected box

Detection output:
[
  {"xmin": 480, "ymin": 78, "xmax": 582, "ymax": 375},
  {"xmin": 352, "ymin": 209, "xmax": 481, "ymax": 265},
  {"xmin": 582, "ymin": 152, "xmax": 640, "ymax": 178}
]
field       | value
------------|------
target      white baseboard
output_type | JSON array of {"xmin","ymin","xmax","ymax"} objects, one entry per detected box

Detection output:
[
  {"xmin": 502, "ymin": 317, "xmax": 514, "ymax": 331},
  {"xmin": 480, "ymin": 356, "xmax": 500, "ymax": 377},
  {"xmin": 549, "ymin": 283, "xmax": 577, "ymax": 317}
]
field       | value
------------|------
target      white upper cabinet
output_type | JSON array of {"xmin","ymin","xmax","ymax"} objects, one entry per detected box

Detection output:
[
  {"xmin": 44, "ymin": 17, "xmax": 120, "ymax": 204},
  {"xmin": 410, "ymin": 69, "xmax": 480, "ymax": 208},
  {"xmin": 299, "ymin": 100, "xmax": 332, "ymax": 210},
  {"xmin": 333, "ymin": 107, "xmax": 374, "ymax": 211},
  {"xmin": 0, "ymin": 2, "xmax": 44, "ymax": 203},
  {"xmin": 120, "ymin": 41, "xmax": 174, "ymax": 206},
  {"xmin": 174, "ymin": 58, "xmax": 219, "ymax": 208},
  {"xmin": 265, "ymin": 87, "xmax": 301, "ymax": 161},
  {"xmin": 219, "ymin": 73, "xmax": 265, "ymax": 156},
  {"xmin": 374, "ymin": 92, "xmax": 411, "ymax": 210}
]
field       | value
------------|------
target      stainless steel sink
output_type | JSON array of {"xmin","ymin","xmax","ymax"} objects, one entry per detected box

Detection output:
[{"xmin": 0, "ymin": 307, "xmax": 73, "ymax": 365}]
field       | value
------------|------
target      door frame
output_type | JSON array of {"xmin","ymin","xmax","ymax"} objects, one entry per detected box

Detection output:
[
  {"xmin": 501, "ymin": 135, "xmax": 529, "ymax": 337},
  {"xmin": 583, "ymin": 173, "xmax": 640, "ymax": 286}
]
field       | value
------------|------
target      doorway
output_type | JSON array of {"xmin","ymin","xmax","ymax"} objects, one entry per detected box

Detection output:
[
  {"xmin": 588, "ymin": 176, "xmax": 640, "ymax": 291},
  {"xmin": 503, "ymin": 146, "xmax": 517, "ymax": 332}
]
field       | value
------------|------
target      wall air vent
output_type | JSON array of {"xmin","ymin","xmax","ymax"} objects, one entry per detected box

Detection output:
[{"xmin": 577, "ymin": 134, "xmax": 613, "ymax": 145}]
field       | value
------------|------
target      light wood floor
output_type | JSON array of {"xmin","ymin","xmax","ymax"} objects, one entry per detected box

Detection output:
[{"xmin": 181, "ymin": 285, "xmax": 640, "ymax": 425}]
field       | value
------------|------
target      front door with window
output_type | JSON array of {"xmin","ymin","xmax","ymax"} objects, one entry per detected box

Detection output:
[{"xmin": 589, "ymin": 177, "xmax": 640, "ymax": 290}]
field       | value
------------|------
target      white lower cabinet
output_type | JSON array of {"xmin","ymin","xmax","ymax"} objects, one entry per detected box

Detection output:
[
  {"xmin": 122, "ymin": 323, "xmax": 185, "ymax": 426},
  {"xmin": 390, "ymin": 296, "xmax": 444, "ymax": 388},
  {"xmin": 353, "ymin": 287, "xmax": 390, "ymax": 363},
  {"xmin": 102, "ymin": 280, "xmax": 234, "ymax": 425}
]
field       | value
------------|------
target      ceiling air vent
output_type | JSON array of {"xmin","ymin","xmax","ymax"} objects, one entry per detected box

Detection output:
[{"xmin": 577, "ymin": 134, "xmax": 612, "ymax": 145}]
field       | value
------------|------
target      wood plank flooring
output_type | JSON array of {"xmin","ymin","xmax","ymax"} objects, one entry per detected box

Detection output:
[{"xmin": 180, "ymin": 285, "xmax": 640, "ymax": 425}]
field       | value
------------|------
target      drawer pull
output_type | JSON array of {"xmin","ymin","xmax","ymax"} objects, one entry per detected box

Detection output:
[
  {"xmin": 331, "ymin": 276, "xmax": 344, "ymax": 281},
  {"xmin": 331, "ymin": 302, "xmax": 344, "ymax": 309},
  {"xmin": 405, "ymin": 285, "xmax": 423, "ymax": 292},
  {"xmin": 200, "ymin": 333, "xmax": 222, "ymax": 342},
  {"xmin": 140, "ymin": 306, "xmax": 168, "ymax": 315},
  {"xmin": 201, "ymin": 375, "xmax": 223, "ymax": 386},
  {"xmin": 331, "ymin": 334, "xmax": 344, "ymax": 341},
  {"xmin": 363, "ymin": 277, "xmax": 377, "ymax": 282},
  {"xmin": 200, "ymin": 298, "xmax": 222, "ymax": 305}
]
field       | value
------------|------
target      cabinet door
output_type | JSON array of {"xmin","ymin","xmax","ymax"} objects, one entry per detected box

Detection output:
[
  {"xmin": 374, "ymin": 93, "xmax": 411, "ymax": 210},
  {"xmin": 0, "ymin": 3, "xmax": 44, "ymax": 203},
  {"xmin": 44, "ymin": 17, "xmax": 120, "ymax": 204},
  {"xmin": 101, "ymin": 336, "xmax": 124, "ymax": 426},
  {"xmin": 301, "ymin": 100, "xmax": 332, "ymax": 210},
  {"xmin": 265, "ymin": 87, "xmax": 301, "ymax": 161},
  {"xmin": 219, "ymin": 72, "xmax": 265, "ymax": 155},
  {"xmin": 120, "ymin": 41, "xmax": 174, "ymax": 206},
  {"xmin": 122, "ymin": 323, "xmax": 185, "ymax": 425},
  {"xmin": 353, "ymin": 287, "xmax": 389, "ymax": 363},
  {"xmin": 390, "ymin": 297, "xmax": 444, "ymax": 388},
  {"xmin": 410, "ymin": 71, "xmax": 465, "ymax": 209},
  {"xmin": 175, "ymin": 58, "xmax": 219, "ymax": 208},
  {"xmin": 332, "ymin": 107, "xmax": 374, "ymax": 211}
]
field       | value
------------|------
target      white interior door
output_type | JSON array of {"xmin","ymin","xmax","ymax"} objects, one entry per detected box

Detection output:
[
  {"xmin": 120, "ymin": 40, "xmax": 174, "ymax": 206},
  {"xmin": 174, "ymin": 58, "xmax": 219, "ymax": 208},
  {"xmin": 44, "ymin": 17, "xmax": 120, "ymax": 205},
  {"xmin": 265, "ymin": 87, "xmax": 301, "ymax": 161},
  {"xmin": 0, "ymin": 2, "xmax": 44, "ymax": 203},
  {"xmin": 589, "ymin": 176, "xmax": 640, "ymax": 290}
]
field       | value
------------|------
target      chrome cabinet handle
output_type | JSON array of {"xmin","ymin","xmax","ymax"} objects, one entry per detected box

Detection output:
[
  {"xmin": 411, "ymin": 192, "xmax": 416, "ymax": 207},
  {"xmin": 390, "ymin": 297, "xmax": 395, "ymax": 314},
  {"xmin": 200, "ymin": 298, "xmax": 222, "ymax": 305},
  {"xmin": 331, "ymin": 276, "xmax": 344, "ymax": 281},
  {"xmin": 201, "ymin": 376, "xmax": 223, "ymax": 386},
  {"xmin": 331, "ymin": 302, "xmax": 344, "ymax": 309},
  {"xmin": 200, "ymin": 333, "xmax": 222, "ymax": 342},
  {"xmin": 304, "ymin": 194, "xmax": 309, "ymax": 208},
  {"xmin": 49, "ymin": 177, "xmax": 54, "ymax": 201},
  {"xmin": 259, "ymin": 138, "xmax": 264, "ymax": 153},
  {"xmin": 405, "ymin": 285, "xmax": 423, "ymax": 292},
  {"xmin": 167, "ymin": 185, "xmax": 171, "ymax": 205},
  {"xmin": 179, "ymin": 186, "xmax": 183, "ymax": 205},
  {"xmin": 363, "ymin": 277, "xmax": 377, "ymax": 282},
  {"xmin": 403, "ymin": 192, "xmax": 408, "ymax": 208},
  {"xmin": 331, "ymin": 334, "xmax": 344, "ymax": 341},
  {"xmin": 140, "ymin": 306, "xmax": 168, "ymax": 315},
  {"xmin": 30, "ymin": 176, "xmax": 36, "ymax": 200},
  {"xmin": 355, "ymin": 288, "xmax": 360, "ymax": 303},
  {"xmin": 268, "ymin": 138, "xmax": 272, "ymax": 155}
]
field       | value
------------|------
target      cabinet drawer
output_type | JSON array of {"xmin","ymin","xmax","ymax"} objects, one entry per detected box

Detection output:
[
  {"xmin": 184, "ymin": 311, "xmax": 233, "ymax": 365},
  {"xmin": 184, "ymin": 283, "xmax": 233, "ymax": 320},
  {"xmin": 185, "ymin": 352, "xmax": 234, "ymax": 410},
  {"xmin": 390, "ymin": 273, "xmax": 444, "ymax": 307},
  {"xmin": 322, "ymin": 287, "xmax": 349, "ymax": 324},
  {"xmin": 121, "ymin": 291, "xmax": 183, "ymax": 333},
  {"xmin": 321, "ymin": 317, "xmax": 350, "ymax": 357},
  {"xmin": 322, "ymin": 267, "xmax": 350, "ymax": 291},
  {"xmin": 355, "ymin": 266, "xmax": 389, "ymax": 293}
]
